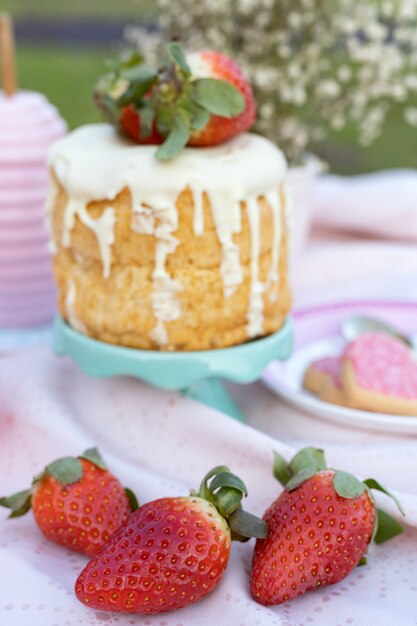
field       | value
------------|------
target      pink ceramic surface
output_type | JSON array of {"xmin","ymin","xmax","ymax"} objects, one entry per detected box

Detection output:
[
  {"xmin": 0, "ymin": 186, "xmax": 47, "ymax": 206},
  {"xmin": 0, "ymin": 303, "xmax": 56, "ymax": 326},
  {"xmin": 0, "ymin": 240, "xmax": 50, "ymax": 263},
  {"xmin": 0, "ymin": 208, "xmax": 47, "ymax": 224},
  {"xmin": 0, "ymin": 258, "xmax": 52, "ymax": 280},
  {"xmin": 0, "ymin": 276, "xmax": 55, "ymax": 295},
  {"xmin": 0, "ymin": 91, "xmax": 66, "ymax": 162},
  {"xmin": 0, "ymin": 90, "xmax": 66, "ymax": 327},
  {"xmin": 345, "ymin": 332, "xmax": 417, "ymax": 399},
  {"xmin": 0, "ymin": 225, "xmax": 49, "ymax": 244},
  {"xmin": 262, "ymin": 300, "xmax": 417, "ymax": 433},
  {"xmin": 0, "ymin": 164, "xmax": 48, "ymax": 188}
]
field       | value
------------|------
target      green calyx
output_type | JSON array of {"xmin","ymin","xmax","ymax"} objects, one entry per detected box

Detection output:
[
  {"xmin": 94, "ymin": 42, "xmax": 246, "ymax": 161},
  {"xmin": 273, "ymin": 447, "xmax": 405, "ymax": 549},
  {"xmin": 192, "ymin": 466, "xmax": 268, "ymax": 542},
  {"xmin": 0, "ymin": 448, "xmax": 138, "ymax": 518}
]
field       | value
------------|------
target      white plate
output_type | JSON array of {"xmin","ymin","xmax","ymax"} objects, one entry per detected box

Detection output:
[{"xmin": 262, "ymin": 300, "xmax": 417, "ymax": 435}]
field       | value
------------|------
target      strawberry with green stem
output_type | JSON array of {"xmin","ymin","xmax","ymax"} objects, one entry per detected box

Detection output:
[
  {"xmin": 251, "ymin": 447, "xmax": 405, "ymax": 606},
  {"xmin": 0, "ymin": 448, "xmax": 138, "ymax": 557},
  {"xmin": 94, "ymin": 42, "xmax": 255, "ymax": 160},
  {"xmin": 75, "ymin": 465, "xmax": 267, "ymax": 614}
]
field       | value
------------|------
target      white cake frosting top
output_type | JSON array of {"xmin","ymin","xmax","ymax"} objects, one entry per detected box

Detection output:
[{"xmin": 47, "ymin": 124, "xmax": 288, "ymax": 346}]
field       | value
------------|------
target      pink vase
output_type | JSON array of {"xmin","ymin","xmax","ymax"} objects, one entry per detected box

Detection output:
[{"xmin": 0, "ymin": 90, "xmax": 67, "ymax": 327}]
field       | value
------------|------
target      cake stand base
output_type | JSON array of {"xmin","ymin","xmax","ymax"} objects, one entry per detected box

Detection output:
[{"xmin": 53, "ymin": 316, "xmax": 293, "ymax": 421}]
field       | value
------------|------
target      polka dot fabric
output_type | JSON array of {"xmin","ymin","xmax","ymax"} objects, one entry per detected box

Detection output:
[{"xmin": 0, "ymin": 346, "xmax": 416, "ymax": 626}]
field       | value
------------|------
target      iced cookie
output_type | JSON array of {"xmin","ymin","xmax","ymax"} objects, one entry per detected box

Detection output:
[
  {"xmin": 342, "ymin": 331, "xmax": 417, "ymax": 415},
  {"xmin": 303, "ymin": 356, "xmax": 346, "ymax": 405}
]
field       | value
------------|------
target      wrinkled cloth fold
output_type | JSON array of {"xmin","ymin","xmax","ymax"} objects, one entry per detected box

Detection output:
[
  {"xmin": 313, "ymin": 169, "xmax": 417, "ymax": 241},
  {"xmin": 0, "ymin": 347, "xmax": 416, "ymax": 626}
]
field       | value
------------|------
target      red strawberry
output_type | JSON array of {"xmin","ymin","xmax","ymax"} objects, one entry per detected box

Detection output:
[
  {"xmin": 251, "ymin": 447, "xmax": 404, "ymax": 606},
  {"xmin": 120, "ymin": 104, "xmax": 163, "ymax": 145},
  {"xmin": 75, "ymin": 465, "xmax": 267, "ymax": 614},
  {"xmin": 94, "ymin": 42, "xmax": 255, "ymax": 160},
  {"xmin": 186, "ymin": 50, "xmax": 255, "ymax": 147},
  {"xmin": 0, "ymin": 448, "xmax": 138, "ymax": 557}
]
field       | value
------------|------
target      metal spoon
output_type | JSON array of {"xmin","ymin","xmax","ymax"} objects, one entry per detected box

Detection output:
[{"xmin": 341, "ymin": 315, "xmax": 415, "ymax": 349}]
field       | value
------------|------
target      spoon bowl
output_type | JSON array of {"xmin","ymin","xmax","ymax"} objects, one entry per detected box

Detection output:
[{"xmin": 342, "ymin": 315, "xmax": 413, "ymax": 348}]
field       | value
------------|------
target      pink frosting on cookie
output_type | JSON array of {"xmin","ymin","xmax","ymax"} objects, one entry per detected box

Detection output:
[
  {"xmin": 311, "ymin": 356, "xmax": 342, "ymax": 388},
  {"xmin": 344, "ymin": 332, "xmax": 417, "ymax": 398}
]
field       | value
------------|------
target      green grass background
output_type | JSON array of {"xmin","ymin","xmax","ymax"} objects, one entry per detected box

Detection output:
[{"xmin": 6, "ymin": 0, "xmax": 417, "ymax": 174}]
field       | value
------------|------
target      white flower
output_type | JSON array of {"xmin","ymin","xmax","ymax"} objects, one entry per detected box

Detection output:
[
  {"xmin": 404, "ymin": 107, "xmax": 417, "ymax": 125},
  {"xmin": 316, "ymin": 80, "xmax": 341, "ymax": 98},
  {"xmin": 149, "ymin": 0, "xmax": 417, "ymax": 161}
]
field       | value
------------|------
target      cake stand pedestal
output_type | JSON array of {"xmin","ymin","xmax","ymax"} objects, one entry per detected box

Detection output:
[{"xmin": 53, "ymin": 316, "xmax": 293, "ymax": 421}]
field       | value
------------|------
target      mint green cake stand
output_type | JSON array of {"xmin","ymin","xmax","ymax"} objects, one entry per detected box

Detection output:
[{"xmin": 53, "ymin": 315, "xmax": 292, "ymax": 422}]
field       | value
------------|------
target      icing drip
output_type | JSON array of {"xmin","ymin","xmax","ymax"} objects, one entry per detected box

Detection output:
[
  {"xmin": 265, "ymin": 188, "xmax": 282, "ymax": 303},
  {"xmin": 246, "ymin": 196, "xmax": 264, "ymax": 338},
  {"xmin": 44, "ymin": 181, "xmax": 58, "ymax": 254},
  {"xmin": 149, "ymin": 205, "xmax": 182, "ymax": 346},
  {"xmin": 66, "ymin": 281, "xmax": 87, "ymax": 333},
  {"xmin": 129, "ymin": 190, "xmax": 183, "ymax": 346},
  {"xmin": 282, "ymin": 183, "xmax": 292, "ymax": 232},
  {"xmin": 95, "ymin": 208, "xmax": 116, "ymax": 279},
  {"xmin": 62, "ymin": 200, "xmax": 116, "ymax": 279},
  {"xmin": 208, "ymin": 193, "xmax": 243, "ymax": 298},
  {"xmin": 49, "ymin": 125, "xmax": 288, "ymax": 344},
  {"xmin": 189, "ymin": 181, "xmax": 205, "ymax": 236}
]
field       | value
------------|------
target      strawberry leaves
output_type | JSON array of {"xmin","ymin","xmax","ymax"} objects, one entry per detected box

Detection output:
[
  {"xmin": 80, "ymin": 447, "xmax": 107, "ymax": 471},
  {"xmin": 124, "ymin": 487, "xmax": 139, "ymax": 512},
  {"xmin": 191, "ymin": 79, "xmax": 245, "ymax": 118},
  {"xmin": 0, "ymin": 489, "xmax": 32, "ymax": 518},
  {"xmin": 46, "ymin": 457, "xmax": 83, "ymax": 485},
  {"xmin": 156, "ymin": 116, "xmax": 190, "ymax": 161},
  {"xmin": 166, "ymin": 41, "xmax": 191, "ymax": 76},
  {"xmin": 273, "ymin": 447, "xmax": 325, "ymax": 488},
  {"xmin": 0, "ymin": 448, "xmax": 138, "ymax": 518},
  {"xmin": 273, "ymin": 446, "xmax": 405, "ymax": 553},
  {"xmin": 374, "ymin": 508, "xmax": 404, "ymax": 544},
  {"xmin": 333, "ymin": 470, "xmax": 366, "ymax": 499},
  {"xmin": 94, "ymin": 42, "xmax": 248, "ymax": 160},
  {"xmin": 195, "ymin": 465, "xmax": 268, "ymax": 540},
  {"xmin": 363, "ymin": 478, "xmax": 405, "ymax": 516}
]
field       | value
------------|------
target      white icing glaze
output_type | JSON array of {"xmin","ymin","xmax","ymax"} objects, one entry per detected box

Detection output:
[
  {"xmin": 66, "ymin": 281, "xmax": 87, "ymax": 333},
  {"xmin": 150, "ymin": 204, "xmax": 182, "ymax": 345},
  {"xmin": 282, "ymin": 183, "xmax": 292, "ymax": 232},
  {"xmin": 49, "ymin": 124, "xmax": 287, "ymax": 344},
  {"xmin": 210, "ymin": 194, "xmax": 243, "ymax": 298},
  {"xmin": 246, "ymin": 196, "xmax": 264, "ymax": 337},
  {"xmin": 188, "ymin": 180, "xmax": 205, "ymax": 236},
  {"xmin": 61, "ymin": 197, "xmax": 116, "ymax": 279},
  {"xmin": 265, "ymin": 189, "xmax": 282, "ymax": 284},
  {"xmin": 44, "ymin": 181, "xmax": 58, "ymax": 254}
]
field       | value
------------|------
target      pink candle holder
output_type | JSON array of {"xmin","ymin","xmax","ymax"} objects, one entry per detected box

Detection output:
[{"xmin": 0, "ymin": 16, "xmax": 67, "ymax": 327}]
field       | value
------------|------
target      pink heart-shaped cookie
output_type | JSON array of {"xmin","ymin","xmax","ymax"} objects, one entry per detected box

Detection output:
[
  {"xmin": 303, "ymin": 356, "xmax": 347, "ymax": 405},
  {"xmin": 342, "ymin": 331, "xmax": 417, "ymax": 415}
]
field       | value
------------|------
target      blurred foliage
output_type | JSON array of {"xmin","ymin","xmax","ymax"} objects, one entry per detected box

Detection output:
[
  {"xmin": 17, "ymin": 47, "xmax": 103, "ymax": 128},
  {"xmin": 2, "ymin": 0, "xmax": 156, "ymax": 20},
  {"xmin": 5, "ymin": 0, "xmax": 417, "ymax": 174},
  {"xmin": 15, "ymin": 45, "xmax": 417, "ymax": 174}
]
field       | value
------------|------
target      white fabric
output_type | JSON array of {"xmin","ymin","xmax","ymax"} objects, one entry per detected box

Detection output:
[
  {"xmin": 0, "ymin": 347, "xmax": 416, "ymax": 626},
  {"xmin": 313, "ymin": 169, "xmax": 417, "ymax": 241},
  {"xmin": 1, "ymin": 169, "xmax": 417, "ymax": 626}
]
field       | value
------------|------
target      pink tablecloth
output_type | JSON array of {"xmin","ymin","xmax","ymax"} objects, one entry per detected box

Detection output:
[
  {"xmin": 1, "ymin": 170, "xmax": 417, "ymax": 626},
  {"xmin": 0, "ymin": 345, "xmax": 416, "ymax": 626}
]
